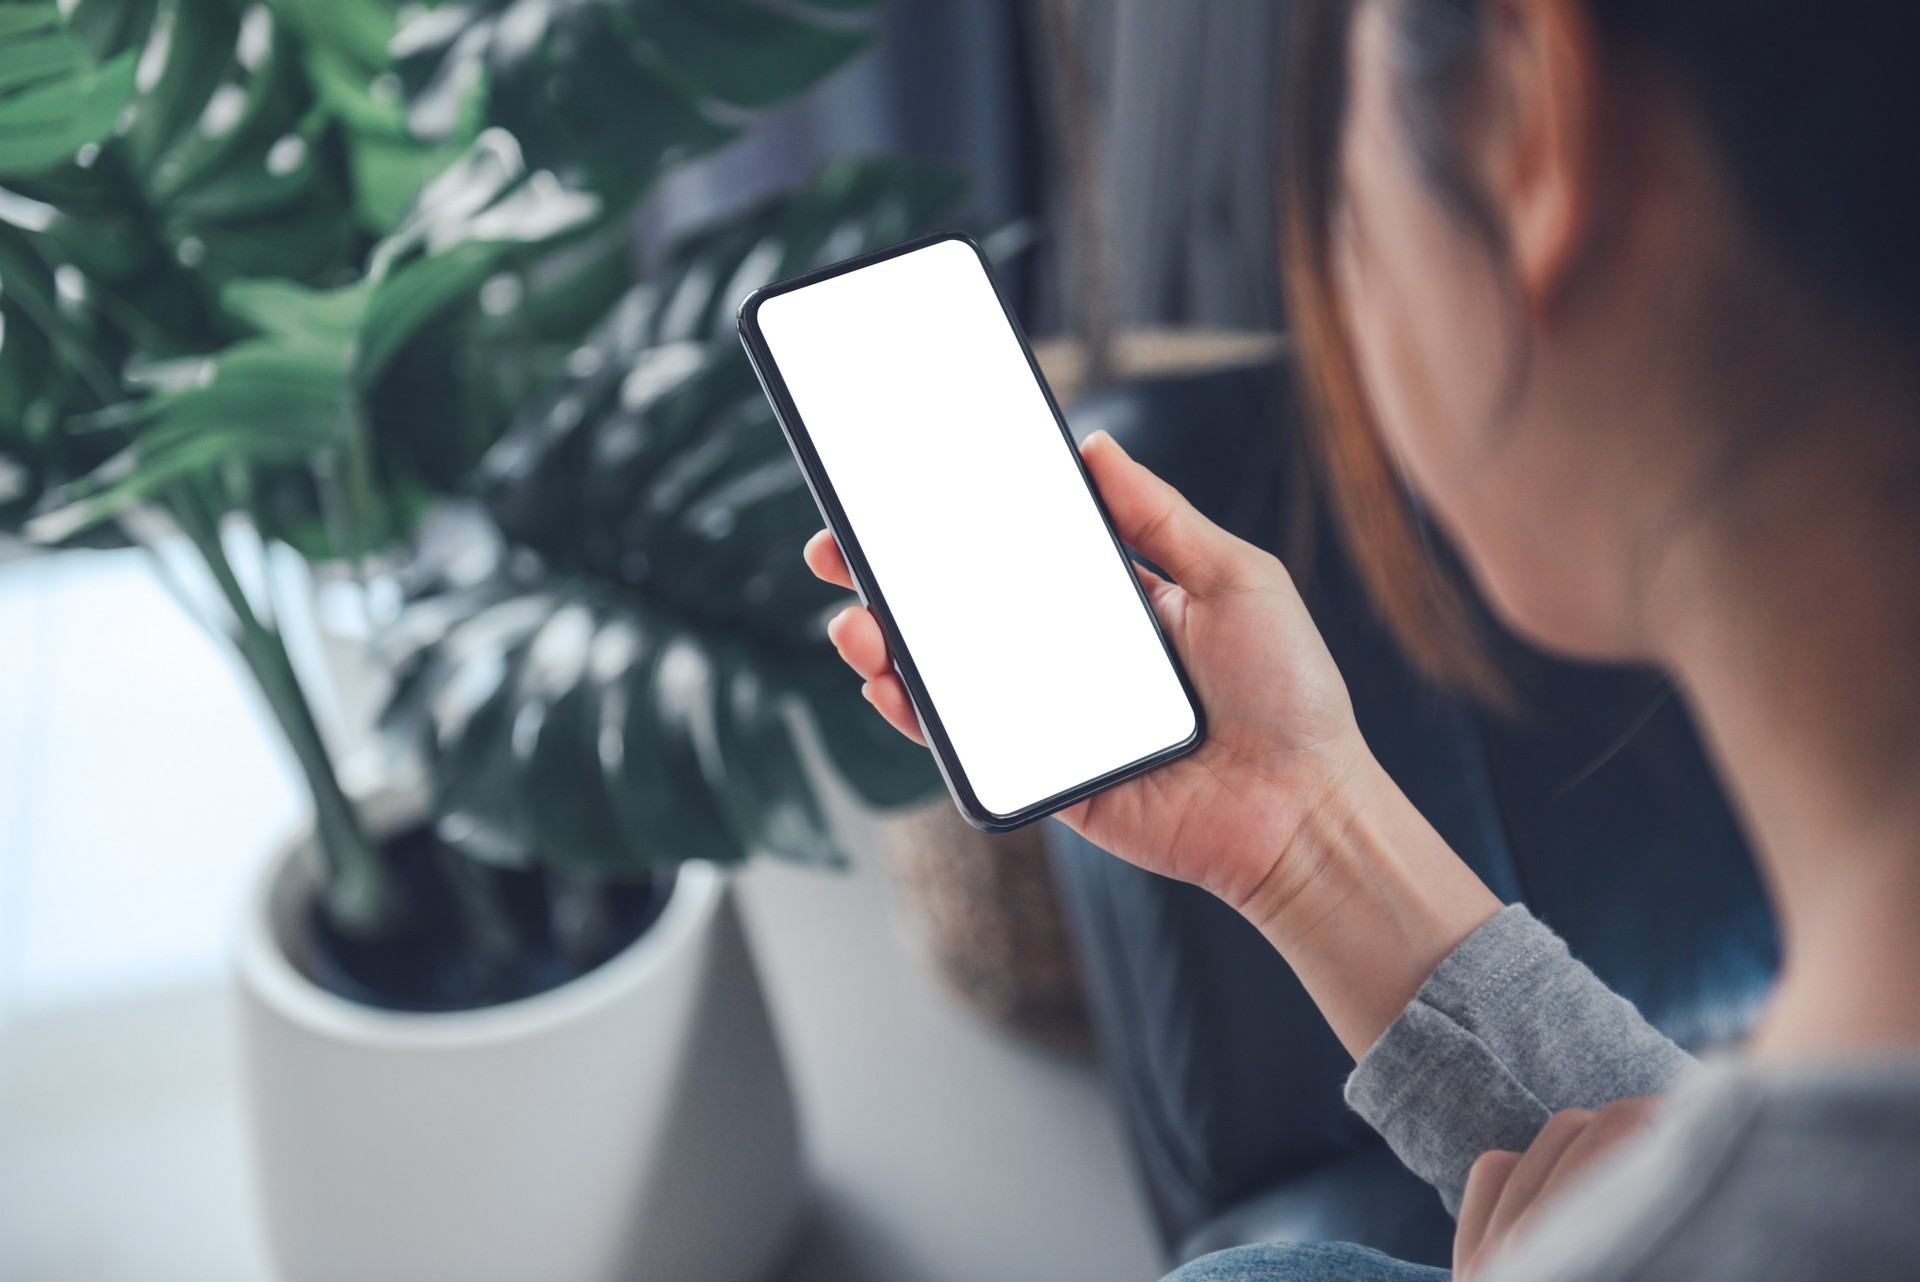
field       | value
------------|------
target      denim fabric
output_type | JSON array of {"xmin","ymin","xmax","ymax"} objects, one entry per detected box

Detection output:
[{"xmin": 1165, "ymin": 1241, "xmax": 1450, "ymax": 1282}]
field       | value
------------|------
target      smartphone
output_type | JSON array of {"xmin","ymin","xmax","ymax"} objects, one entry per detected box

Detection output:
[{"xmin": 738, "ymin": 232, "xmax": 1204, "ymax": 832}]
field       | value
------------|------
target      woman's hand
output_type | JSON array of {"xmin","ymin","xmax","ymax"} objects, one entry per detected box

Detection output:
[
  {"xmin": 805, "ymin": 429, "xmax": 1501, "ymax": 1056},
  {"xmin": 807, "ymin": 429, "xmax": 1360, "ymax": 916},
  {"xmin": 1455, "ymin": 1098, "xmax": 1661, "ymax": 1278}
]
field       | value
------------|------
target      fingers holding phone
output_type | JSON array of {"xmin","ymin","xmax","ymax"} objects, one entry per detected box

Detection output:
[
  {"xmin": 806, "ymin": 530, "xmax": 923, "ymax": 743},
  {"xmin": 823, "ymin": 601, "xmax": 925, "ymax": 746},
  {"xmin": 798, "ymin": 422, "xmax": 1360, "ymax": 915},
  {"xmin": 804, "ymin": 528, "xmax": 855, "ymax": 591}
]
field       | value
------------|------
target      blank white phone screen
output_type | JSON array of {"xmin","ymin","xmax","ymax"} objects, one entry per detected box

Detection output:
[{"xmin": 754, "ymin": 238, "xmax": 1198, "ymax": 819}]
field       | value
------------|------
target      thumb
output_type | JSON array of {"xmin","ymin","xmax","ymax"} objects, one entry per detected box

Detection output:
[{"xmin": 1080, "ymin": 430, "xmax": 1252, "ymax": 596}]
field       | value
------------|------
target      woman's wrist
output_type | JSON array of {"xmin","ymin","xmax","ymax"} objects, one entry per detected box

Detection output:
[{"xmin": 1241, "ymin": 742, "xmax": 1503, "ymax": 1060}]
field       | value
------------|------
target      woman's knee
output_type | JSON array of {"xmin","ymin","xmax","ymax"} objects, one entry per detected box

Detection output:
[{"xmin": 1162, "ymin": 1241, "xmax": 1450, "ymax": 1282}]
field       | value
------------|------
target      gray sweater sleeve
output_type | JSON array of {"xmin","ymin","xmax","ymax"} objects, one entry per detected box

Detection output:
[{"xmin": 1344, "ymin": 905, "xmax": 1695, "ymax": 1215}]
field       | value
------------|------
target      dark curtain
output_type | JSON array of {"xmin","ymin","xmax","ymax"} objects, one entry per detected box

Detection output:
[
  {"xmin": 1096, "ymin": 0, "xmax": 1289, "ymax": 331},
  {"xmin": 640, "ymin": 0, "xmax": 1289, "ymax": 338}
]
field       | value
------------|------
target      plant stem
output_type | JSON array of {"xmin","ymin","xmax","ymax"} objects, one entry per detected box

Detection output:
[
  {"xmin": 165, "ymin": 482, "xmax": 400, "ymax": 938},
  {"xmin": 317, "ymin": 400, "xmax": 381, "ymax": 567}
]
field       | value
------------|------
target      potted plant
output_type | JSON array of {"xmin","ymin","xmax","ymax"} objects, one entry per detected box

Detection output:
[{"xmin": 0, "ymin": 1, "xmax": 974, "ymax": 1277}]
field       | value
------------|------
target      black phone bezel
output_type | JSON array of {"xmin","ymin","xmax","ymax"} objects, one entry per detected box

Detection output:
[{"xmin": 737, "ymin": 229, "xmax": 1206, "ymax": 833}]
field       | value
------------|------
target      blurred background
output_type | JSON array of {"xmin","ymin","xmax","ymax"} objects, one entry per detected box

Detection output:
[{"xmin": 0, "ymin": 2, "xmax": 1777, "ymax": 1281}]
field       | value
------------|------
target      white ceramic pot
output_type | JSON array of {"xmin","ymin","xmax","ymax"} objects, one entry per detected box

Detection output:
[{"xmin": 236, "ymin": 827, "xmax": 803, "ymax": 1282}]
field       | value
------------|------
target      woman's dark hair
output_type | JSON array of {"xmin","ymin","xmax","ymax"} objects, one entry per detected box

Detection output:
[{"xmin": 1282, "ymin": 0, "xmax": 1920, "ymax": 699}]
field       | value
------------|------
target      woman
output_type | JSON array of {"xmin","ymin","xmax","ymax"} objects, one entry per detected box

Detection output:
[{"xmin": 807, "ymin": 0, "xmax": 1920, "ymax": 1277}]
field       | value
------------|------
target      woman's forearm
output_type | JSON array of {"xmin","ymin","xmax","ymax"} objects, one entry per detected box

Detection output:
[
  {"xmin": 1241, "ymin": 747, "xmax": 1505, "ymax": 1060},
  {"xmin": 1236, "ymin": 745, "xmax": 1696, "ymax": 1211}
]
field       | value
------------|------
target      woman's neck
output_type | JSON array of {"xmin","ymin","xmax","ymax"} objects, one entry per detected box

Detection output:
[{"xmin": 1650, "ymin": 379, "xmax": 1920, "ymax": 1064}]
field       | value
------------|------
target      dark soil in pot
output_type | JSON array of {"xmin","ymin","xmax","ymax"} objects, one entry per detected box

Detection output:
[{"xmin": 299, "ymin": 824, "xmax": 676, "ymax": 1012}]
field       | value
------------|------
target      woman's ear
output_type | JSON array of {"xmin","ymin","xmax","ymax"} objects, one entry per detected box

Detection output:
[{"xmin": 1478, "ymin": 0, "xmax": 1608, "ymax": 319}]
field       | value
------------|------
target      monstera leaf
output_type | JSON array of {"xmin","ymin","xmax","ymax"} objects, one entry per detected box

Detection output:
[
  {"xmin": 2, "ymin": 0, "xmax": 902, "ymax": 549},
  {"xmin": 393, "ymin": 0, "xmax": 884, "ymax": 208},
  {"xmin": 6, "ymin": 0, "xmax": 349, "ymax": 345},
  {"xmin": 358, "ymin": 0, "xmax": 893, "ymax": 519},
  {"xmin": 0, "ymin": 3, "xmax": 138, "ymax": 178},
  {"xmin": 0, "ymin": 0, "xmax": 455, "ymax": 541},
  {"xmin": 0, "ymin": 2, "xmax": 139, "ymax": 528},
  {"xmin": 24, "ymin": 128, "xmax": 600, "ymax": 546},
  {"xmin": 0, "ymin": 221, "xmax": 118, "ymax": 534},
  {"xmin": 383, "ymin": 156, "xmax": 979, "ymax": 878}
]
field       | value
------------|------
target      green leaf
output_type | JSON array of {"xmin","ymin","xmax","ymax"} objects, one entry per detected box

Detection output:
[
  {"xmin": 0, "ymin": 46, "xmax": 137, "ymax": 177},
  {"xmin": 0, "ymin": 29, "xmax": 91, "ymax": 97},
  {"xmin": 278, "ymin": 0, "xmax": 460, "ymax": 231},
  {"xmin": 62, "ymin": 0, "xmax": 157, "ymax": 60},
  {"xmin": 222, "ymin": 276, "xmax": 368, "ymax": 347},
  {"xmin": 0, "ymin": 6, "xmax": 62, "ymax": 40},
  {"xmin": 703, "ymin": 644, "xmax": 841, "ymax": 866},
  {"xmin": 634, "ymin": 0, "xmax": 874, "ymax": 111},
  {"xmin": 149, "ymin": 21, "xmax": 309, "ymax": 202},
  {"xmin": 359, "ymin": 241, "xmax": 497, "ymax": 386},
  {"xmin": 0, "ymin": 6, "xmax": 359, "ymax": 386},
  {"xmin": 603, "ymin": 626, "xmax": 742, "ymax": 864},
  {"xmin": 27, "ymin": 309, "xmax": 355, "ymax": 541},
  {"xmin": 0, "ymin": 221, "xmax": 125, "ymax": 534},
  {"xmin": 346, "ymin": 130, "xmax": 453, "ymax": 229},
  {"xmin": 392, "ymin": 0, "xmax": 885, "ymax": 210},
  {"xmin": 483, "ymin": 21, "xmax": 736, "ymax": 209},
  {"xmin": 384, "ymin": 575, "xmax": 858, "ymax": 875},
  {"xmin": 382, "ymin": 581, "xmax": 752, "ymax": 874},
  {"xmin": 269, "ymin": 0, "xmax": 396, "ymax": 70},
  {"xmin": 120, "ymin": 0, "xmax": 239, "ymax": 178},
  {"xmin": 357, "ymin": 131, "xmax": 602, "ymax": 387}
]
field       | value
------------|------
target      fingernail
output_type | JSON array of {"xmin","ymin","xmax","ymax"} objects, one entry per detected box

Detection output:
[
  {"xmin": 860, "ymin": 682, "xmax": 877, "ymax": 705},
  {"xmin": 1082, "ymin": 429, "xmax": 1126, "ymax": 459}
]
